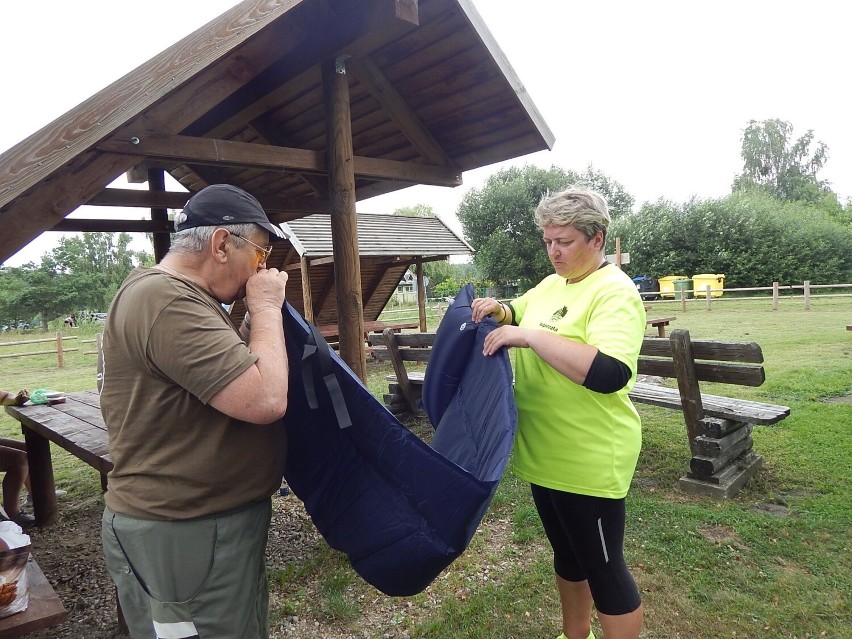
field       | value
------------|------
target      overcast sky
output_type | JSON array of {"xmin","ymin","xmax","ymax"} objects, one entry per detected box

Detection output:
[{"xmin": 2, "ymin": 0, "xmax": 849, "ymax": 265}]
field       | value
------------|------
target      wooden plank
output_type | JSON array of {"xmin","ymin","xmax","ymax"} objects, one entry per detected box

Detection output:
[
  {"xmin": 629, "ymin": 383, "xmax": 789, "ymax": 425},
  {"xmin": 669, "ymin": 329, "xmax": 704, "ymax": 448},
  {"xmin": 639, "ymin": 337, "xmax": 764, "ymax": 363},
  {"xmin": 638, "ymin": 358, "xmax": 765, "ymax": 386},
  {"xmin": 689, "ymin": 435, "xmax": 755, "ymax": 477},
  {"xmin": 0, "ymin": 557, "xmax": 67, "ymax": 637},
  {"xmin": 383, "ymin": 328, "xmax": 417, "ymax": 413}
]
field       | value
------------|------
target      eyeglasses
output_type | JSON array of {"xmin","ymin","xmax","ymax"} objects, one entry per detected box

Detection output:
[{"xmin": 230, "ymin": 232, "xmax": 273, "ymax": 265}]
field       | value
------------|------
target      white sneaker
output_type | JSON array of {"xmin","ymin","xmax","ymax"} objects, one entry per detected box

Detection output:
[{"xmin": 23, "ymin": 490, "xmax": 67, "ymax": 507}]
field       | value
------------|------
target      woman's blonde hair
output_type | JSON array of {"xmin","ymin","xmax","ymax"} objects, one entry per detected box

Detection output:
[{"xmin": 533, "ymin": 187, "xmax": 610, "ymax": 241}]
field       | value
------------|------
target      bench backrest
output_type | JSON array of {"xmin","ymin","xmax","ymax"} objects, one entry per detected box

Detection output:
[
  {"xmin": 638, "ymin": 335, "xmax": 766, "ymax": 386},
  {"xmin": 371, "ymin": 330, "xmax": 766, "ymax": 388}
]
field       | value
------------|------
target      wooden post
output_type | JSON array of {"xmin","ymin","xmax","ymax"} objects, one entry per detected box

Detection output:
[
  {"xmin": 772, "ymin": 281, "xmax": 779, "ymax": 310},
  {"xmin": 704, "ymin": 284, "xmax": 712, "ymax": 311},
  {"xmin": 148, "ymin": 168, "xmax": 171, "ymax": 263},
  {"xmin": 56, "ymin": 332, "xmax": 64, "ymax": 368},
  {"xmin": 803, "ymin": 280, "xmax": 811, "ymax": 310},
  {"xmin": 23, "ymin": 428, "xmax": 58, "ymax": 527},
  {"xmin": 416, "ymin": 261, "xmax": 427, "ymax": 332},
  {"xmin": 323, "ymin": 56, "xmax": 366, "ymax": 381},
  {"xmin": 300, "ymin": 256, "xmax": 314, "ymax": 324}
]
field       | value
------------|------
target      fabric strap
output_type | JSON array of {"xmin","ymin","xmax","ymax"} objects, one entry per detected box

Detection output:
[{"xmin": 301, "ymin": 322, "xmax": 352, "ymax": 429}]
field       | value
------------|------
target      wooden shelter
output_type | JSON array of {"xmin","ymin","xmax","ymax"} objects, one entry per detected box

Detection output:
[
  {"xmin": 0, "ymin": 0, "xmax": 553, "ymax": 379},
  {"xmin": 230, "ymin": 213, "xmax": 472, "ymax": 331}
]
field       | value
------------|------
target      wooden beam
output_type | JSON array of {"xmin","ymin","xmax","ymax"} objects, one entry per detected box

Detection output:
[
  {"xmin": 323, "ymin": 56, "xmax": 366, "ymax": 380},
  {"xmin": 88, "ymin": 187, "xmax": 329, "ymax": 215},
  {"xmin": 300, "ymin": 256, "xmax": 314, "ymax": 324},
  {"xmin": 147, "ymin": 168, "xmax": 171, "ymax": 263},
  {"xmin": 349, "ymin": 54, "xmax": 454, "ymax": 168},
  {"xmin": 51, "ymin": 218, "xmax": 173, "ymax": 233},
  {"xmin": 96, "ymin": 134, "xmax": 462, "ymax": 187},
  {"xmin": 416, "ymin": 261, "xmax": 427, "ymax": 332}
]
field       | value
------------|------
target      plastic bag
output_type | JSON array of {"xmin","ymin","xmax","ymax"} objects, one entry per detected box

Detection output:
[{"xmin": 0, "ymin": 522, "xmax": 31, "ymax": 618}]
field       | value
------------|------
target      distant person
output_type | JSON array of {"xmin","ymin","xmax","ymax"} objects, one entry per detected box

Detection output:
[
  {"xmin": 471, "ymin": 187, "xmax": 646, "ymax": 639},
  {"xmin": 100, "ymin": 184, "xmax": 290, "ymax": 639}
]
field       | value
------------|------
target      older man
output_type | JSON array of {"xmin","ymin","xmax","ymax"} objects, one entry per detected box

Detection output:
[{"xmin": 100, "ymin": 184, "xmax": 290, "ymax": 639}]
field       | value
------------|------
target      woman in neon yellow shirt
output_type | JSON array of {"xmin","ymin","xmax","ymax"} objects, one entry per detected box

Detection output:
[{"xmin": 472, "ymin": 187, "xmax": 645, "ymax": 639}]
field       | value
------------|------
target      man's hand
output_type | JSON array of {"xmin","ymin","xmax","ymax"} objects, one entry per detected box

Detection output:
[{"xmin": 245, "ymin": 268, "xmax": 288, "ymax": 317}]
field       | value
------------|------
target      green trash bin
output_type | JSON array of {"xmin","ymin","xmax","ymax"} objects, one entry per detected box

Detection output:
[
  {"xmin": 673, "ymin": 278, "xmax": 693, "ymax": 300},
  {"xmin": 658, "ymin": 275, "xmax": 687, "ymax": 299}
]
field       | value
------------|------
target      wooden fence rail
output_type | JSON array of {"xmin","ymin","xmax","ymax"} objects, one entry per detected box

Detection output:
[
  {"xmin": 0, "ymin": 333, "xmax": 100, "ymax": 368},
  {"xmin": 643, "ymin": 281, "xmax": 852, "ymax": 311}
]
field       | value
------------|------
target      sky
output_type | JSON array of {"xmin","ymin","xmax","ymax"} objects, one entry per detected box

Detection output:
[{"xmin": 1, "ymin": 0, "xmax": 849, "ymax": 266}]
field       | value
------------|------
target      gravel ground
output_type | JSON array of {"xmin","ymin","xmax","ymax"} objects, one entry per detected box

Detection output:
[{"xmin": 23, "ymin": 491, "xmax": 340, "ymax": 639}]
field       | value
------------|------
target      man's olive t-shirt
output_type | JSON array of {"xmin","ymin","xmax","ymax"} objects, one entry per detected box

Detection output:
[
  {"xmin": 100, "ymin": 268, "xmax": 287, "ymax": 520},
  {"xmin": 510, "ymin": 265, "xmax": 645, "ymax": 499}
]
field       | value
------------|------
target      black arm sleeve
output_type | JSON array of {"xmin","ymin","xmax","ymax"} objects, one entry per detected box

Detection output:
[{"xmin": 582, "ymin": 351, "xmax": 631, "ymax": 394}]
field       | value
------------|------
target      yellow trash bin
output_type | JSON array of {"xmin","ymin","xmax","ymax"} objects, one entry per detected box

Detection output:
[
  {"xmin": 692, "ymin": 274, "xmax": 725, "ymax": 298},
  {"xmin": 658, "ymin": 275, "xmax": 687, "ymax": 299}
]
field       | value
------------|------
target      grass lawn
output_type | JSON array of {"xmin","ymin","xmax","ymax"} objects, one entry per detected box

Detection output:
[{"xmin": 1, "ymin": 297, "xmax": 850, "ymax": 638}]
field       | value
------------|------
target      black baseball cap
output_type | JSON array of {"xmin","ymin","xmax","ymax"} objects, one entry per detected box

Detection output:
[{"xmin": 174, "ymin": 184, "xmax": 285, "ymax": 239}]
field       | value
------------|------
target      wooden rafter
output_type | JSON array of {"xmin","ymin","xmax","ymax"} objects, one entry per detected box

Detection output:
[{"xmin": 96, "ymin": 134, "xmax": 462, "ymax": 187}]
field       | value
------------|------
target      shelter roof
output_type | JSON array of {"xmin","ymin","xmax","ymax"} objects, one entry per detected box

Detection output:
[
  {"xmin": 281, "ymin": 213, "xmax": 472, "ymax": 258},
  {"xmin": 0, "ymin": 0, "xmax": 553, "ymax": 262}
]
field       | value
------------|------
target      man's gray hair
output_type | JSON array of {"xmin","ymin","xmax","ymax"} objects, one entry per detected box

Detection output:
[
  {"xmin": 533, "ymin": 187, "xmax": 610, "ymax": 241},
  {"xmin": 169, "ymin": 223, "xmax": 260, "ymax": 255}
]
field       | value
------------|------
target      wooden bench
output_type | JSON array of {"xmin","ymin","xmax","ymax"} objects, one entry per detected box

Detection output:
[
  {"xmin": 368, "ymin": 328, "xmax": 791, "ymax": 498},
  {"xmin": 647, "ymin": 316, "xmax": 675, "ymax": 337},
  {"xmin": 0, "ymin": 555, "xmax": 67, "ymax": 637},
  {"xmin": 317, "ymin": 319, "xmax": 420, "ymax": 342}
]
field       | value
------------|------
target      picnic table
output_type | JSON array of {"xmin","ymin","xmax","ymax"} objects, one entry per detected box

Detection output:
[
  {"xmin": 4, "ymin": 390, "xmax": 110, "ymax": 528},
  {"xmin": 3, "ymin": 391, "xmax": 129, "ymax": 635},
  {"xmin": 647, "ymin": 316, "xmax": 676, "ymax": 337}
]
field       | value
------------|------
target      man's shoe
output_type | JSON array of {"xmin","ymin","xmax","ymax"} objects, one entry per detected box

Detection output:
[{"xmin": 12, "ymin": 512, "xmax": 36, "ymax": 529}]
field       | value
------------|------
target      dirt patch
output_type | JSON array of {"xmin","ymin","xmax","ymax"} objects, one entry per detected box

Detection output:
[
  {"xmin": 697, "ymin": 523, "xmax": 740, "ymax": 545},
  {"xmin": 752, "ymin": 502, "xmax": 789, "ymax": 518},
  {"xmin": 822, "ymin": 394, "xmax": 852, "ymax": 404}
]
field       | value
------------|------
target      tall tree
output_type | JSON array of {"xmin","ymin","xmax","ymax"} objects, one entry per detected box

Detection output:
[
  {"xmin": 732, "ymin": 119, "xmax": 831, "ymax": 203},
  {"xmin": 43, "ymin": 233, "xmax": 143, "ymax": 310},
  {"xmin": 457, "ymin": 165, "xmax": 633, "ymax": 289}
]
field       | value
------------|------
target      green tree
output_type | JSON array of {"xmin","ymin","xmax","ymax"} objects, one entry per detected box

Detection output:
[
  {"xmin": 610, "ymin": 191, "xmax": 852, "ymax": 288},
  {"xmin": 393, "ymin": 204, "xmax": 435, "ymax": 217},
  {"xmin": 732, "ymin": 119, "xmax": 831, "ymax": 204},
  {"xmin": 457, "ymin": 165, "xmax": 634, "ymax": 289},
  {"xmin": 43, "ymin": 233, "xmax": 144, "ymax": 310},
  {"xmin": 0, "ymin": 264, "xmax": 78, "ymax": 331}
]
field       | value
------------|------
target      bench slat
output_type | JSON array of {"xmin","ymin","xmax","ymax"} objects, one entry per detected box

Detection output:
[
  {"xmin": 640, "ymin": 338, "xmax": 764, "ymax": 363},
  {"xmin": 638, "ymin": 358, "xmax": 765, "ymax": 386},
  {"xmin": 629, "ymin": 382, "xmax": 789, "ymax": 425}
]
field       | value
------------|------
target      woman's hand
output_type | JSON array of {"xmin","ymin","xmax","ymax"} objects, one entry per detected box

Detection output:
[
  {"xmin": 471, "ymin": 297, "xmax": 504, "ymax": 323},
  {"xmin": 482, "ymin": 325, "xmax": 531, "ymax": 356}
]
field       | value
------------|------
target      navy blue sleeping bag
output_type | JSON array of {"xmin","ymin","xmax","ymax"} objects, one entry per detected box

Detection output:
[{"xmin": 281, "ymin": 284, "xmax": 516, "ymax": 596}]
